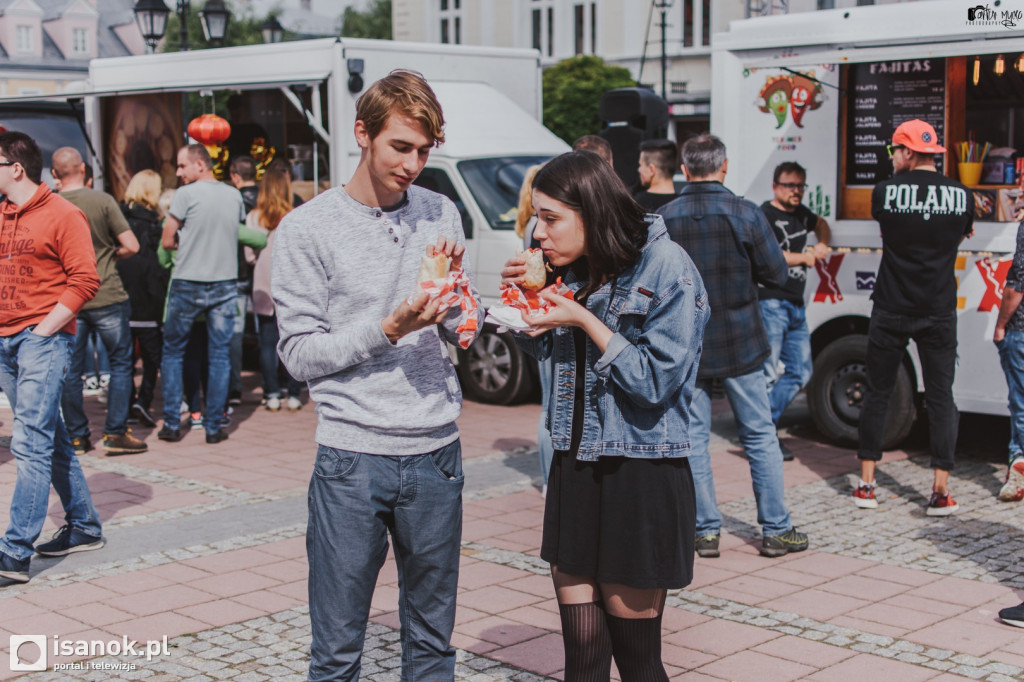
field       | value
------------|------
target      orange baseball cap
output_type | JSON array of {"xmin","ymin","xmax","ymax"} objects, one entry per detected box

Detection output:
[{"xmin": 892, "ymin": 119, "xmax": 946, "ymax": 154}]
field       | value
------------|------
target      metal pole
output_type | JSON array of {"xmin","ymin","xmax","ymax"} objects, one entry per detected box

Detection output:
[
  {"xmin": 178, "ymin": 0, "xmax": 189, "ymax": 51},
  {"xmin": 660, "ymin": 6, "xmax": 667, "ymax": 100}
]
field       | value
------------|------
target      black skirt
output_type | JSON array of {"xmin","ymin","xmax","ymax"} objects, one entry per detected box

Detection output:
[{"xmin": 540, "ymin": 450, "xmax": 696, "ymax": 590}]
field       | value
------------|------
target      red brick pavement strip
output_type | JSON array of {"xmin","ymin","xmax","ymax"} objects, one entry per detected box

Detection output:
[{"xmin": 0, "ymin": 385, "xmax": 1017, "ymax": 680}]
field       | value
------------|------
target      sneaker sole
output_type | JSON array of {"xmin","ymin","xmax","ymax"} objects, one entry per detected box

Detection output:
[
  {"xmin": 1000, "ymin": 617, "xmax": 1024, "ymax": 628},
  {"xmin": 853, "ymin": 497, "xmax": 878, "ymax": 509},
  {"xmin": 998, "ymin": 464, "xmax": 1024, "ymax": 502},
  {"xmin": 926, "ymin": 503, "xmax": 959, "ymax": 517},
  {"xmin": 35, "ymin": 538, "xmax": 105, "ymax": 557},
  {"xmin": 0, "ymin": 569, "xmax": 29, "ymax": 582},
  {"xmin": 696, "ymin": 549, "xmax": 720, "ymax": 558},
  {"xmin": 104, "ymin": 447, "xmax": 148, "ymax": 456}
]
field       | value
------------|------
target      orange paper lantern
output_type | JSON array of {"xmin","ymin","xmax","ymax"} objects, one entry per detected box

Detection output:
[{"xmin": 187, "ymin": 114, "xmax": 231, "ymax": 146}]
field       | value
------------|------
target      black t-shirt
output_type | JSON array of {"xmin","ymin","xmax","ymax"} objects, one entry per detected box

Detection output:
[
  {"xmin": 759, "ymin": 201, "xmax": 817, "ymax": 304},
  {"xmin": 634, "ymin": 190, "xmax": 677, "ymax": 212},
  {"xmin": 870, "ymin": 169, "xmax": 974, "ymax": 315}
]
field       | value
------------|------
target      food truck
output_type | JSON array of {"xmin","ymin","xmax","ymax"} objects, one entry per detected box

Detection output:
[
  {"xmin": 711, "ymin": 1, "xmax": 1024, "ymax": 446},
  {"xmin": 1, "ymin": 38, "xmax": 569, "ymax": 404}
]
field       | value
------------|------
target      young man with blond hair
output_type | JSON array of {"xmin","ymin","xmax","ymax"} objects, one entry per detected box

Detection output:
[{"xmin": 272, "ymin": 69, "xmax": 482, "ymax": 680}]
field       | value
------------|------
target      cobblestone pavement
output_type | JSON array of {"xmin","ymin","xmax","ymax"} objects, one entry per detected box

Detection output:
[{"xmin": 3, "ymin": 391, "xmax": 1024, "ymax": 680}]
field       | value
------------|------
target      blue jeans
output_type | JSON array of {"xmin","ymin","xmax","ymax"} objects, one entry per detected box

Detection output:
[
  {"xmin": 536, "ymin": 356, "xmax": 554, "ymax": 485},
  {"xmin": 760, "ymin": 299, "xmax": 813, "ymax": 423},
  {"xmin": 0, "ymin": 328, "xmax": 102, "ymax": 561},
  {"xmin": 161, "ymin": 280, "xmax": 236, "ymax": 434},
  {"xmin": 998, "ymin": 330, "xmax": 1024, "ymax": 464},
  {"xmin": 229, "ymin": 292, "xmax": 247, "ymax": 397},
  {"xmin": 688, "ymin": 369, "xmax": 792, "ymax": 538},
  {"xmin": 307, "ymin": 441, "xmax": 463, "ymax": 681},
  {"xmin": 257, "ymin": 314, "xmax": 302, "ymax": 398},
  {"xmin": 61, "ymin": 300, "xmax": 133, "ymax": 438}
]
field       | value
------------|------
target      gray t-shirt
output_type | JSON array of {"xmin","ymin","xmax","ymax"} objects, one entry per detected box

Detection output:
[{"xmin": 169, "ymin": 180, "xmax": 245, "ymax": 282}]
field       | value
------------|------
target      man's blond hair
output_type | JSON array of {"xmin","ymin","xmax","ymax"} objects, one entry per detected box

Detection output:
[{"xmin": 356, "ymin": 69, "xmax": 445, "ymax": 146}]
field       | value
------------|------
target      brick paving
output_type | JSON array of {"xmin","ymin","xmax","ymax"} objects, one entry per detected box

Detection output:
[{"xmin": 1, "ymin": 379, "xmax": 1022, "ymax": 680}]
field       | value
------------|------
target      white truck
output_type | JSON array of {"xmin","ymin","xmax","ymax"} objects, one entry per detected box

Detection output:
[
  {"xmin": 711, "ymin": 1, "xmax": 1024, "ymax": 447},
  {"xmin": 6, "ymin": 37, "xmax": 569, "ymax": 403}
]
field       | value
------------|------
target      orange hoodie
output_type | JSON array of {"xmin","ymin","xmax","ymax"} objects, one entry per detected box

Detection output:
[{"xmin": 0, "ymin": 183, "xmax": 99, "ymax": 336}]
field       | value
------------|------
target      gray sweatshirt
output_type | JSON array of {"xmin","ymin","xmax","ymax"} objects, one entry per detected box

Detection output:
[{"xmin": 271, "ymin": 185, "xmax": 482, "ymax": 455}]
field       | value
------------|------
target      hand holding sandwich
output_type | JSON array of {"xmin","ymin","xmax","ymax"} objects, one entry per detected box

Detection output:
[{"xmin": 382, "ymin": 237, "xmax": 466, "ymax": 344}]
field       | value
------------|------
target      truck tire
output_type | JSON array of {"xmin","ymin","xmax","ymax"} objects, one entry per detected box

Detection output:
[
  {"xmin": 808, "ymin": 335, "xmax": 915, "ymax": 449},
  {"xmin": 456, "ymin": 326, "xmax": 535, "ymax": 405}
]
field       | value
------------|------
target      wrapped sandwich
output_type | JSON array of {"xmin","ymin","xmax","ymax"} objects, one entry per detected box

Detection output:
[
  {"xmin": 417, "ymin": 252, "xmax": 451, "ymax": 283},
  {"xmin": 521, "ymin": 248, "xmax": 547, "ymax": 290}
]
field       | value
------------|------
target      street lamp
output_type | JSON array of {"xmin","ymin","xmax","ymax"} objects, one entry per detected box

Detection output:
[
  {"xmin": 653, "ymin": 0, "xmax": 674, "ymax": 101},
  {"xmin": 133, "ymin": 0, "xmax": 231, "ymax": 52},
  {"xmin": 260, "ymin": 15, "xmax": 284, "ymax": 44}
]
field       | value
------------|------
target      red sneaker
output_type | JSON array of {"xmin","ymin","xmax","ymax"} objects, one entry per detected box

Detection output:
[
  {"xmin": 998, "ymin": 458, "xmax": 1024, "ymax": 502},
  {"xmin": 926, "ymin": 491, "xmax": 959, "ymax": 516},
  {"xmin": 852, "ymin": 484, "xmax": 878, "ymax": 509}
]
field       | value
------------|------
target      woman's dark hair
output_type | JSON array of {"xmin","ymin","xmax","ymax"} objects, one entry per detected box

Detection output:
[{"xmin": 532, "ymin": 150, "xmax": 647, "ymax": 296}]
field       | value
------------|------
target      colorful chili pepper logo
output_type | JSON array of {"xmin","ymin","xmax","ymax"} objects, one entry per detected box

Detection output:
[{"xmin": 757, "ymin": 72, "xmax": 825, "ymax": 129}]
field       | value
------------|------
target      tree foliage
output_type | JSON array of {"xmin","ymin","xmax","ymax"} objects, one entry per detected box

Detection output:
[
  {"xmin": 340, "ymin": 0, "xmax": 392, "ymax": 39},
  {"xmin": 542, "ymin": 56, "xmax": 636, "ymax": 145}
]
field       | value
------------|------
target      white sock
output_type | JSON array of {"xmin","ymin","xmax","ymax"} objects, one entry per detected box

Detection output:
[{"xmin": 859, "ymin": 479, "xmax": 874, "ymax": 489}]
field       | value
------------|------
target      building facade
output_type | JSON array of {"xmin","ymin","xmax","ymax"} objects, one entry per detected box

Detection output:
[{"xmin": 393, "ymin": 0, "xmax": 919, "ymax": 140}]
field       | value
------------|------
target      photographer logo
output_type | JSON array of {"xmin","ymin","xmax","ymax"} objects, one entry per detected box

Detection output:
[{"xmin": 9, "ymin": 635, "xmax": 47, "ymax": 672}]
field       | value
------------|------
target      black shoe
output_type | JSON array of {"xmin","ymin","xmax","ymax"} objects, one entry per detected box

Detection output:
[
  {"xmin": 761, "ymin": 528, "xmax": 809, "ymax": 557},
  {"xmin": 71, "ymin": 436, "xmax": 92, "ymax": 456},
  {"xmin": 999, "ymin": 602, "xmax": 1024, "ymax": 628},
  {"xmin": 157, "ymin": 425, "xmax": 183, "ymax": 442},
  {"xmin": 779, "ymin": 437, "xmax": 794, "ymax": 462},
  {"xmin": 206, "ymin": 429, "xmax": 229, "ymax": 444},
  {"xmin": 695, "ymin": 534, "xmax": 721, "ymax": 558},
  {"xmin": 0, "ymin": 552, "xmax": 30, "ymax": 583},
  {"xmin": 131, "ymin": 403, "xmax": 157, "ymax": 427},
  {"xmin": 228, "ymin": 392, "xmax": 242, "ymax": 406},
  {"xmin": 34, "ymin": 525, "xmax": 105, "ymax": 556}
]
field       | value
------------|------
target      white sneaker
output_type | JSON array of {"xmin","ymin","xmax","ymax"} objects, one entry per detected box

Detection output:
[
  {"xmin": 286, "ymin": 396, "xmax": 302, "ymax": 411},
  {"xmin": 999, "ymin": 457, "xmax": 1024, "ymax": 502},
  {"xmin": 180, "ymin": 400, "xmax": 190, "ymax": 414},
  {"xmin": 265, "ymin": 396, "xmax": 281, "ymax": 412}
]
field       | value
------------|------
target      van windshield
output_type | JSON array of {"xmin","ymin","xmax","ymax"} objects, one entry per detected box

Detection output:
[
  {"xmin": 457, "ymin": 156, "xmax": 551, "ymax": 230},
  {"xmin": 0, "ymin": 104, "xmax": 89, "ymax": 190}
]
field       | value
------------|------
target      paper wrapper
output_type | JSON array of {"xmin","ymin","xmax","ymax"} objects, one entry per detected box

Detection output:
[
  {"xmin": 488, "ymin": 278, "xmax": 574, "ymax": 332},
  {"xmin": 412, "ymin": 268, "xmax": 479, "ymax": 349}
]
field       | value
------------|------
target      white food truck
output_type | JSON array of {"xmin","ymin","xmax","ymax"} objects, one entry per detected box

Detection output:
[
  {"xmin": 711, "ymin": 1, "xmax": 1024, "ymax": 446},
  {"xmin": 2, "ymin": 38, "xmax": 570, "ymax": 404}
]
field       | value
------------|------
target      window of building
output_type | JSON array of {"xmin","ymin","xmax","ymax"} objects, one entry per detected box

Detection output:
[
  {"xmin": 574, "ymin": 5, "xmax": 584, "ymax": 55},
  {"xmin": 682, "ymin": 0, "xmax": 709, "ymax": 49},
  {"xmin": 72, "ymin": 28, "xmax": 88, "ymax": 54},
  {"xmin": 683, "ymin": 0, "xmax": 694, "ymax": 47},
  {"xmin": 530, "ymin": 1, "xmax": 554, "ymax": 57},
  {"xmin": 817, "ymin": 0, "xmax": 836, "ymax": 9},
  {"xmin": 573, "ymin": 3, "xmax": 598, "ymax": 55},
  {"xmin": 16, "ymin": 25, "xmax": 33, "ymax": 52},
  {"xmin": 439, "ymin": 0, "xmax": 461, "ymax": 45},
  {"xmin": 701, "ymin": 0, "xmax": 710, "ymax": 47}
]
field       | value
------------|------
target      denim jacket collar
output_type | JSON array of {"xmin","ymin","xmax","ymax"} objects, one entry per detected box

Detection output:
[{"xmin": 562, "ymin": 214, "xmax": 668, "ymax": 295}]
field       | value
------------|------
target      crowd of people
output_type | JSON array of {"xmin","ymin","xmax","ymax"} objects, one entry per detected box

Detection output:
[{"xmin": 0, "ymin": 65, "xmax": 1022, "ymax": 679}]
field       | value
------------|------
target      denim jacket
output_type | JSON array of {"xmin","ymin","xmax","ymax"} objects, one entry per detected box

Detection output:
[{"xmin": 515, "ymin": 216, "xmax": 709, "ymax": 461}]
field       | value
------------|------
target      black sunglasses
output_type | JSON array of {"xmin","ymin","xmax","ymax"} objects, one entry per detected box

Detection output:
[{"xmin": 0, "ymin": 161, "xmax": 15, "ymax": 167}]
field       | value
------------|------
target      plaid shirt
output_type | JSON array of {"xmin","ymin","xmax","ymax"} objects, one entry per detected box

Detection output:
[
  {"xmin": 657, "ymin": 182, "xmax": 787, "ymax": 379},
  {"xmin": 1005, "ymin": 221, "xmax": 1024, "ymax": 332}
]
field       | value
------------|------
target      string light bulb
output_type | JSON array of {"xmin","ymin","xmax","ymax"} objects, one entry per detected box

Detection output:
[
  {"xmin": 973, "ymin": 55, "xmax": 981, "ymax": 85},
  {"xmin": 1017, "ymin": 53, "xmax": 1024, "ymax": 73},
  {"xmin": 995, "ymin": 54, "xmax": 1006, "ymax": 75}
]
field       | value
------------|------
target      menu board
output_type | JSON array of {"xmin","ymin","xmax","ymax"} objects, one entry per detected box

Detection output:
[{"xmin": 846, "ymin": 59, "xmax": 945, "ymax": 186}]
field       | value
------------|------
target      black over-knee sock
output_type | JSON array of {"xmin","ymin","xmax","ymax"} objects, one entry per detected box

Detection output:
[
  {"xmin": 558, "ymin": 602, "xmax": 613, "ymax": 682},
  {"xmin": 605, "ymin": 613, "xmax": 668, "ymax": 682}
]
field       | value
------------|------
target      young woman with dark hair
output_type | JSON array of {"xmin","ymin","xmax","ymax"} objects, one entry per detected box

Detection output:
[{"xmin": 501, "ymin": 150, "xmax": 710, "ymax": 680}]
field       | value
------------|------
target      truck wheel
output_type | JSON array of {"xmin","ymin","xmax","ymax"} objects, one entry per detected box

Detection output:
[
  {"xmin": 808, "ymin": 335, "xmax": 915, "ymax": 449},
  {"xmin": 456, "ymin": 327, "xmax": 535, "ymax": 405}
]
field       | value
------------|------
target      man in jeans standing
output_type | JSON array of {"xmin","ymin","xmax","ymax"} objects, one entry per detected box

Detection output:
[
  {"xmin": 52, "ymin": 147, "xmax": 147, "ymax": 456},
  {"xmin": 272, "ymin": 70, "xmax": 482, "ymax": 680},
  {"xmin": 157, "ymin": 144, "xmax": 245, "ymax": 444},
  {"xmin": 658, "ymin": 134, "xmax": 808, "ymax": 559},
  {"xmin": 759, "ymin": 161, "xmax": 831, "ymax": 458},
  {"xmin": 855, "ymin": 120, "xmax": 973, "ymax": 515},
  {"xmin": 995, "ymin": 221, "xmax": 1024, "ymax": 502},
  {"xmin": 0, "ymin": 132, "xmax": 104, "ymax": 583}
]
